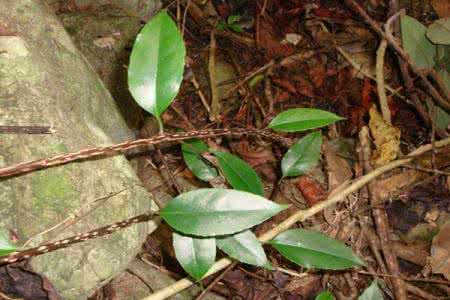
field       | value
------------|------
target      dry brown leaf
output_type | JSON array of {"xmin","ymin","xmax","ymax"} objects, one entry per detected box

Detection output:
[
  {"xmin": 372, "ymin": 170, "xmax": 424, "ymax": 204},
  {"xmin": 431, "ymin": 0, "xmax": 450, "ymax": 18},
  {"xmin": 295, "ymin": 176, "xmax": 327, "ymax": 207},
  {"xmin": 430, "ymin": 222, "xmax": 450, "ymax": 280},
  {"xmin": 284, "ymin": 274, "xmax": 321, "ymax": 296},
  {"xmin": 369, "ymin": 106, "xmax": 401, "ymax": 166},
  {"xmin": 323, "ymin": 140, "xmax": 353, "ymax": 191}
]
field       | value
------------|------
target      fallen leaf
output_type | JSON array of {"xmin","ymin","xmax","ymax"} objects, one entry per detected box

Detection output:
[
  {"xmin": 258, "ymin": 17, "xmax": 295, "ymax": 59},
  {"xmin": 295, "ymin": 176, "xmax": 327, "ymax": 207},
  {"xmin": 430, "ymin": 222, "xmax": 450, "ymax": 280},
  {"xmin": 431, "ymin": 0, "xmax": 450, "ymax": 18},
  {"xmin": 293, "ymin": 75, "xmax": 315, "ymax": 98},
  {"xmin": 323, "ymin": 140, "xmax": 353, "ymax": 191},
  {"xmin": 284, "ymin": 274, "xmax": 321, "ymax": 296},
  {"xmin": 373, "ymin": 170, "xmax": 424, "ymax": 204},
  {"xmin": 368, "ymin": 106, "xmax": 401, "ymax": 166},
  {"xmin": 308, "ymin": 59, "xmax": 326, "ymax": 88},
  {"xmin": 272, "ymin": 77, "xmax": 297, "ymax": 94}
]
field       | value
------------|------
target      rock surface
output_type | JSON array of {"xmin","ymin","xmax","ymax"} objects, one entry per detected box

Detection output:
[{"xmin": 0, "ymin": 1, "xmax": 158, "ymax": 299}]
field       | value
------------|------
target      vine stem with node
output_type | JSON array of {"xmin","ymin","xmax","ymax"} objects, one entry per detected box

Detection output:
[{"xmin": 0, "ymin": 128, "xmax": 285, "ymax": 178}]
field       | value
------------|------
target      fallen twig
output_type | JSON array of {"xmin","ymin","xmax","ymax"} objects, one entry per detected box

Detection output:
[
  {"xmin": 376, "ymin": 39, "xmax": 391, "ymax": 124},
  {"xmin": 360, "ymin": 126, "xmax": 407, "ymax": 299}
]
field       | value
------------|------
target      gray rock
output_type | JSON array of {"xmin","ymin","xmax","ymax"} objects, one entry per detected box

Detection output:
[{"xmin": 0, "ymin": 1, "xmax": 158, "ymax": 299}]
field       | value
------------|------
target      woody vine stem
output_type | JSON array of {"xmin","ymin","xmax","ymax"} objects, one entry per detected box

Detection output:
[{"xmin": 1, "ymin": 130, "xmax": 449, "ymax": 273}]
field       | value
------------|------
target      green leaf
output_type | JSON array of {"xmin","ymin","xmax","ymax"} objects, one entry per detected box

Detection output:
[
  {"xmin": 401, "ymin": 15, "xmax": 436, "ymax": 69},
  {"xmin": 161, "ymin": 188, "xmax": 287, "ymax": 236},
  {"xmin": 227, "ymin": 15, "xmax": 242, "ymax": 24},
  {"xmin": 229, "ymin": 24, "xmax": 244, "ymax": 33},
  {"xmin": 281, "ymin": 132, "xmax": 322, "ymax": 178},
  {"xmin": 426, "ymin": 18, "xmax": 450, "ymax": 45},
  {"xmin": 213, "ymin": 151, "xmax": 264, "ymax": 196},
  {"xmin": 217, "ymin": 230, "xmax": 270, "ymax": 268},
  {"xmin": 436, "ymin": 45, "xmax": 450, "ymax": 72},
  {"xmin": 435, "ymin": 106, "xmax": 450, "ymax": 130},
  {"xmin": 173, "ymin": 232, "xmax": 216, "ymax": 280},
  {"xmin": 268, "ymin": 108, "xmax": 344, "ymax": 132},
  {"xmin": 315, "ymin": 291, "xmax": 335, "ymax": 300},
  {"xmin": 182, "ymin": 139, "xmax": 218, "ymax": 181},
  {"xmin": 269, "ymin": 229, "xmax": 365, "ymax": 270},
  {"xmin": 438, "ymin": 69, "xmax": 450, "ymax": 94},
  {"xmin": 426, "ymin": 101, "xmax": 450, "ymax": 130},
  {"xmin": 0, "ymin": 228, "xmax": 17, "ymax": 256},
  {"xmin": 128, "ymin": 10, "xmax": 186, "ymax": 120},
  {"xmin": 358, "ymin": 281, "xmax": 384, "ymax": 300}
]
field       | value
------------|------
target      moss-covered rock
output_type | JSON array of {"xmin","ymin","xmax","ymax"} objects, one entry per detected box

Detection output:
[{"xmin": 0, "ymin": 1, "xmax": 158, "ymax": 299}]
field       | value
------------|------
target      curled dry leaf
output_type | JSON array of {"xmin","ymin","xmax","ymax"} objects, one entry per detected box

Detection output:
[
  {"xmin": 295, "ymin": 176, "xmax": 327, "ymax": 207},
  {"xmin": 430, "ymin": 222, "xmax": 450, "ymax": 280},
  {"xmin": 368, "ymin": 106, "xmax": 401, "ymax": 166}
]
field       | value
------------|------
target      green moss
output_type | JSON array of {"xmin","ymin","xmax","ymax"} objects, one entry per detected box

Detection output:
[{"xmin": 31, "ymin": 170, "xmax": 78, "ymax": 214}]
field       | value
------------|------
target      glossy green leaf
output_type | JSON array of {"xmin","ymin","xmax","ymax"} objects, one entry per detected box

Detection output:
[
  {"xmin": 281, "ymin": 132, "xmax": 322, "ymax": 178},
  {"xmin": 217, "ymin": 230, "xmax": 270, "ymax": 268},
  {"xmin": 358, "ymin": 281, "xmax": 384, "ymax": 300},
  {"xmin": 182, "ymin": 139, "xmax": 218, "ymax": 181},
  {"xmin": 401, "ymin": 15, "xmax": 436, "ymax": 69},
  {"xmin": 213, "ymin": 151, "xmax": 264, "ymax": 196},
  {"xmin": 128, "ymin": 10, "xmax": 186, "ymax": 119},
  {"xmin": 0, "ymin": 228, "xmax": 17, "ymax": 256},
  {"xmin": 269, "ymin": 229, "xmax": 365, "ymax": 270},
  {"xmin": 426, "ymin": 18, "xmax": 450, "ymax": 45},
  {"xmin": 315, "ymin": 291, "xmax": 335, "ymax": 300},
  {"xmin": 161, "ymin": 189, "xmax": 287, "ymax": 236},
  {"xmin": 173, "ymin": 232, "xmax": 216, "ymax": 280},
  {"xmin": 268, "ymin": 108, "xmax": 343, "ymax": 132}
]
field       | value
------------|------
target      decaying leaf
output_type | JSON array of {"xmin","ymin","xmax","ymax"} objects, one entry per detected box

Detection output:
[
  {"xmin": 431, "ymin": 0, "xmax": 450, "ymax": 18},
  {"xmin": 372, "ymin": 170, "xmax": 424, "ymax": 204},
  {"xmin": 430, "ymin": 222, "xmax": 450, "ymax": 280},
  {"xmin": 323, "ymin": 140, "xmax": 353, "ymax": 191},
  {"xmin": 368, "ymin": 106, "xmax": 401, "ymax": 166}
]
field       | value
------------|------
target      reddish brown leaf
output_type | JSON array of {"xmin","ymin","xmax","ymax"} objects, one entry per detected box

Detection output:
[
  {"xmin": 309, "ymin": 61, "xmax": 326, "ymax": 88},
  {"xmin": 272, "ymin": 77, "xmax": 297, "ymax": 94},
  {"xmin": 295, "ymin": 176, "xmax": 327, "ymax": 207},
  {"xmin": 361, "ymin": 78, "xmax": 375, "ymax": 109},
  {"xmin": 258, "ymin": 18, "xmax": 295, "ymax": 59},
  {"xmin": 293, "ymin": 75, "xmax": 315, "ymax": 98}
]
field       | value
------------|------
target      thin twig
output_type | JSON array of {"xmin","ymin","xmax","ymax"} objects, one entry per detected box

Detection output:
[
  {"xmin": 208, "ymin": 30, "xmax": 219, "ymax": 121},
  {"xmin": 22, "ymin": 186, "xmax": 137, "ymax": 248},
  {"xmin": 360, "ymin": 127, "xmax": 407, "ymax": 299},
  {"xmin": 0, "ymin": 125, "xmax": 55, "ymax": 134},
  {"xmin": 386, "ymin": 7, "xmax": 431, "ymax": 127},
  {"xmin": 357, "ymin": 271, "xmax": 450, "ymax": 285},
  {"xmin": 194, "ymin": 262, "xmax": 237, "ymax": 300},
  {"xmin": 376, "ymin": 39, "xmax": 391, "ymax": 124},
  {"xmin": 0, "ymin": 212, "xmax": 157, "ymax": 264}
]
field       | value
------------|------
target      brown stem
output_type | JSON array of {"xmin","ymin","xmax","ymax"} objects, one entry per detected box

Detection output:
[
  {"xmin": 0, "ymin": 128, "xmax": 280, "ymax": 178},
  {"xmin": 0, "ymin": 212, "xmax": 156, "ymax": 265},
  {"xmin": 359, "ymin": 127, "xmax": 408, "ymax": 300}
]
